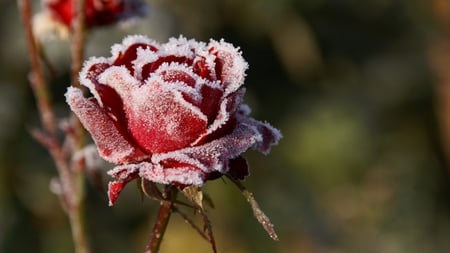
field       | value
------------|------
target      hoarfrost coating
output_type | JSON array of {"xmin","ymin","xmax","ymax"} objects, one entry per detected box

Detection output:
[{"xmin": 66, "ymin": 35, "xmax": 282, "ymax": 205}]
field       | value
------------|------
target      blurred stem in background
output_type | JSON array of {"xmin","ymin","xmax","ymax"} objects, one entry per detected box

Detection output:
[
  {"xmin": 429, "ymin": 0, "xmax": 450, "ymax": 178},
  {"xmin": 17, "ymin": 0, "xmax": 90, "ymax": 252}
]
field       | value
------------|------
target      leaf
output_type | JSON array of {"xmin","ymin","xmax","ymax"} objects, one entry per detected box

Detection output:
[
  {"xmin": 141, "ymin": 179, "xmax": 163, "ymax": 201},
  {"xmin": 182, "ymin": 185, "xmax": 203, "ymax": 209},
  {"xmin": 227, "ymin": 175, "xmax": 279, "ymax": 241}
]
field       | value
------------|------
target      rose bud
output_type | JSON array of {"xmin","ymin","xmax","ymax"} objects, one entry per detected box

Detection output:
[
  {"xmin": 65, "ymin": 35, "xmax": 282, "ymax": 205},
  {"xmin": 34, "ymin": 0, "xmax": 147, "ymax": 39}
]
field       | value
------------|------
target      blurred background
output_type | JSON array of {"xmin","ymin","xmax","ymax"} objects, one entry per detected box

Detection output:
[{"xmin": 2, "ymin": 0, "xmax": 450, "ymax": 252}]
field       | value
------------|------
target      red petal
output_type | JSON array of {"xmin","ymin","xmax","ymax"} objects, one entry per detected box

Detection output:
[
  {"xmin": 65, "ymin": 87, "xmax": 148, "ymax": 164},
  {"xmin": 141, "ymin": 56, "xmax": 192, "ymax": 80},
  {"xmin": 46, "ymin": 0, "xmax": 72, "ymax": 26},
  {"xmin": 193, "ymin": 57, "xmax": 214, "ymax": 81},
  {"xmin": 85, "ymin": 0, "xmax": 125, "ymax": 26},
  {"xmin": 152, "ymin": 121, "xmax": 265, "ymax": 177},
  {"xmin": 108, "ymin": 181, "xmax": 126, "ymax": 206},
  {"xmin": 200, "ymin": 85, "xmax": 223, "ymax": 123},
  {"xmin": 208, "ymin": 41, "xmax": 248, "ymax": 94},
  {"xmin": 107, "ymin": 169, "xmax": 139, "ymax": 206},
  {"xmin": 126, "ymin": 81, "xmax": 207, "ymax": 154},
  {"xmin": 113, "ymin": 43, "xmax": 156, "ymax": 75},
  {"xmin": 160, "ymin": 69, "xmax": 196, "ymax": 87}
]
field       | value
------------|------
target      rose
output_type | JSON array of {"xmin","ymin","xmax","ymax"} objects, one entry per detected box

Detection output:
[
  {"xmin": 66, "ymin": 35, "xmax": 282, "ymax": 205},
  {"xmin": 41, "ymin": 0, "xmax": 147, "ymax": 27}
]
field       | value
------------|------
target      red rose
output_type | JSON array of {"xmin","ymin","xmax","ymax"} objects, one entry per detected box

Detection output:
[
  {"xmin": 66, "ymin": 35, "xmax": 281, "ymax": 205},
  {"xmin": 43, "ymin": 0, "xmax": 147, "ymax": 27}
]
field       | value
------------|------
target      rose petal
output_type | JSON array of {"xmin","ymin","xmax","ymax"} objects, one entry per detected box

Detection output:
[
  {"xmin": 152, "ymin": 121, "xmax": 266, "ymax": 177},
  {"xmin": 109, "ymin": 162, "xmax": 205, "ymax": 187},
  {"xmin": 240, "ymin": 117, "xmax": 282, "ymax": 155},
  {"xmin": 139, "ymin": 162, "xmax": 205, "ymax": 186},
  {"xmin": 79, "ymin": 58, "xmax": 111, "ymax": 106},
  {"xmin": 107, "ymin": 165, "xmax": 140, "ymax": 206},
  {"xmin": 192, "ymin": 88, "xmax": 245, "ymax": 146},
  {"xmin": 108, "ymin": 181, "xmax": 126, "ymax": 206},
  {"xmin": 65, "ymin": 87, "xmax": 148, "ymax": 164},
  {"xmin": 126, "ymin": 78, "xmax": 208, "ymax": 153},
  {"xmin": 208, "ymin": 39, "xmax": 248, "ymax": 94}
]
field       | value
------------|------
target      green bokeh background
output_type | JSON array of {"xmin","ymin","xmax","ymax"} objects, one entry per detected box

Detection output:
[{"xmin": 1, "ymin": 0, "xmax": 450, "ymax": 252}]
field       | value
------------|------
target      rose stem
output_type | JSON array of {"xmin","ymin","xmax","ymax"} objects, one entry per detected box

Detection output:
[
  {"xmin": 17, "ymin": 0, "xmax": 55, "ymax": 135},
  {"xmin": 145, "ymin": 186, "xmax": 177, "ymax": 253},
  {"xmin": 68, "ymin": 1, "xmax": 91, "ymax": 253},
  {"xmin": 18, "ymin": 0, "xmax": 91, "ymax": 252},
  {"xmin": 71, "ymin": 0, "xmax": 86, "ymax": 89}
]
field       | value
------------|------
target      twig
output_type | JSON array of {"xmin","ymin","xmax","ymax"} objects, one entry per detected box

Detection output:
[
  {"xmin": 172, "ymin": 205, "xmax": 210, "ymax": 241},
  {"xmin": 180, "ymin": 188, "xmax": 217, "ymax": 253}
]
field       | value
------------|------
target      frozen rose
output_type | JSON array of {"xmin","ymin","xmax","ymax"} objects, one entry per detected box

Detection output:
[
  {"xmin": 66, "ymin": 35, "xmax": 282, "ymax": 205},
  {"xmin": 40, "ymin": 0, "xmax": 147, "ymax": 28}
]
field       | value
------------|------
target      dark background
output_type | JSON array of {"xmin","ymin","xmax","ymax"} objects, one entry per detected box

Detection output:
[{"xmin": 1, "ymin": 0, "xmax": 450, "ymax": 252}]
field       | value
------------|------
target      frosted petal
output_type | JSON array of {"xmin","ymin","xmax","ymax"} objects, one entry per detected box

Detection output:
[
  {"xmin": 79, "ymin": 57, "xmax": 111, "ymax": 106},
  {"xmin": 139, "ymin": 162, "xmax": 205, "ymax": 185},
  {"xmin": 111, "ymin": 34, "xmax": 159, "ymax": 60},
  {"xmin": 246, "ymin": 119, "xmax": 283, "ymax": 155},
  {"xmin": 125, "ymin": 77, "xmax": 208, "ymax": 153},
  {"xmin": 208, "ymin": 39, "xmax": 249, "ymax": 94},
  {"xmin": 107, "ymin": 165, "xmax": 140, "ymax": 206},
  {"xmin": 108, "ymin": 162, "xmax": 204, "ymax": 190},
  {"xmin": 97, "ymin": 65, "xmax": 140, "ymax": 100},
  {"xmin": 65, "ymin": 87, "xmax": 148, "ymax": 164},
  {"xmin": 153, "ymin": 121, "xmax": 266, "ymax": 177},
  {"xmin": 192, "ymin": 88, "xmax": 245, "ymax": 146}
]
